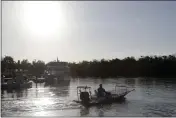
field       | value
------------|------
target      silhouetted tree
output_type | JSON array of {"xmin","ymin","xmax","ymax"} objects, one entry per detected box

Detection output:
[
  {"xmin": 69, "ymin": 55, "xmax": 176, "ymax": 78},
  {"xmin": 2, "ymin": 55, "xmax": 176, "ymax": 79},
  {"xmin": 20, "ymin": 59, "xmax": 31, "ymax": 72},
  {"xmin": 1, "ymin": 56, "xmax": 17, "ymax": 77},
  {"xmin": 1, "ymin": 56, "xmax": 16, "ymax": 71},
  {"xmin": 30, "ymin": 60, "xmax": 46, "ymax": 77}
]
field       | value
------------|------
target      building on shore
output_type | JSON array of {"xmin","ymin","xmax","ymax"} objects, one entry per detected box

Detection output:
[{"xmin": 45, "ymin": 59, "xmax": 70, "ymax": 83}]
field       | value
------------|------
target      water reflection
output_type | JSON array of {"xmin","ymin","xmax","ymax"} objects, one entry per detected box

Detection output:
[
  {"xmin": 143, "ymin": 103, "xmax": 176, "ymax": 117},
  {"xmin": 47, "ymin": 80, "xmax": 70, "ymax": 97},
  {"xmin": 34, "ymin": 111, "xmax": 48, "ymax": 116},
  {"xmin": 33, "ymin": 97, "xmax": 55, "ymax": 106},
  {"xmin": 80, "ymin": 107, "xmax": 90, "ymax": 116},
  {"xmin": 98, "ymin": 109, "xmax": 104, "ymax": 117},
  {"xmin": 1, "ymin": 89, "xmax": 28, "ymax": 99},
  {"xmin": 44, "ymin": 79, "xmax": 70, "ymax": 87},
  {"xmin": 1, "ymin": 78, "xmax": 176, "ymax": 117},
  {"xmin": 49, "ymin": 87, "xmax": 69, "ymax": 97},
  {"xmin": 125, "ymin": 78, "xmax": 135, "ymax": 86},
  {"xmin": 16, "ymin": 90, "xmax": 23, "ymax": 98}
]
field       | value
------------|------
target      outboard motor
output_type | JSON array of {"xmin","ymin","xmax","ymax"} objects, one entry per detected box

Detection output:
[{"xmin": 80, "ymin": 92, "xmax": 90, "ymax": 104}]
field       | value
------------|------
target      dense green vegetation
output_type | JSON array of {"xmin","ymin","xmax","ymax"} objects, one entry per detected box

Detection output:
[{"xmin": 1, "ymin": 55, "xmax": 176, "ymax": 78}]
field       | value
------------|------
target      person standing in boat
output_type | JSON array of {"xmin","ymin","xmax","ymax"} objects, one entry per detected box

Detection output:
[{"xmin": 97, "ymin": 84, "xmax": 106, "ymax": 97}]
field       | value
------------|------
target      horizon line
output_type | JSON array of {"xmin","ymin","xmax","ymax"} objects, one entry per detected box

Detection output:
[{"xmin": 1, "ymin": 53, "xmax": 176, "ymax": 63}]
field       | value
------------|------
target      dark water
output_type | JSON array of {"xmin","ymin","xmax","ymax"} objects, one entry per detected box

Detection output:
[{"xmin": 1, "ymin": 77, "xmax": 176, "ymax": 117}]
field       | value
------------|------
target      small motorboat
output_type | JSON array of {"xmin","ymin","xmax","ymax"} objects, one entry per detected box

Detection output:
[{"xmin": 73, "ymin": 84, "xmax": 135, "ymax": 107}]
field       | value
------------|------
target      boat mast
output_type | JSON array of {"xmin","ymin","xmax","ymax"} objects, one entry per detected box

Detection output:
[{"xmin": 57, "ymin": 57, "xmax": 59, "ymax": 62}]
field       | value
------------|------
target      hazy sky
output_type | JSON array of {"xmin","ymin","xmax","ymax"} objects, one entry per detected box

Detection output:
[{"xmin": 2, "ymin": 1, "xmax": 176, "ymax": 63}]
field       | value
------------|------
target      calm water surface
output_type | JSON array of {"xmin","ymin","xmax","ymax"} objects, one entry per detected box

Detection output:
[{"xmin": 2, "ymin": 77, "xmax": 176, "ymax": 117}]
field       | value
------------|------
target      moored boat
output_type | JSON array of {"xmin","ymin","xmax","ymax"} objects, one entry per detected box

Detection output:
[
  {"xmin": 33, "ymin": 77, "xmax": 45, "ymax": 83},
  {"xmin": 1, "ymin": 75, "xmax": 32, "ymax": 90},
  {"xmin": 45, "ymin": 59, "xmax": 70, "ymax": 84}
]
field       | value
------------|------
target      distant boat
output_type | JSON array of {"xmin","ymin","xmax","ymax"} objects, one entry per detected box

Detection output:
[
  {"xmin": 33, "ymin": 76, "xmax": 45, "ymax": 83},
  {"xmin": 1, "ymin": 75, "xmax": 32, "ymax": 90}
]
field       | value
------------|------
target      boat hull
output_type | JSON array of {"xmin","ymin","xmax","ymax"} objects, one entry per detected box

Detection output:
[{"xmin": 74, "ymin": 95, "xmax": 126, "ymax": 107}]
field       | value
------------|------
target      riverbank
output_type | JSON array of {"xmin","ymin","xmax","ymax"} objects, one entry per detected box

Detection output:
[{"xmin": 2, "ymin": 55, "xmax": 176, "ymax": 80}]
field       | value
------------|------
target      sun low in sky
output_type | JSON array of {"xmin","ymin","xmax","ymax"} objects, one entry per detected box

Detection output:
[
  {"xmin": 23, "ymin": 2, "xmax": 66, "ymax": 39},
  {"xmin": 2, "ymin": 1, "xmax": 176, "ymax": 62}
]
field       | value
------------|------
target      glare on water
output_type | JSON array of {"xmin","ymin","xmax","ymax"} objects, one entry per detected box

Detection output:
[{"xmin": 1, "ymin": 78, "xmax": 176, "ymax": 117}]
